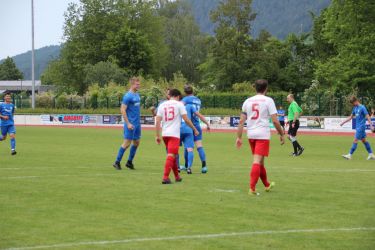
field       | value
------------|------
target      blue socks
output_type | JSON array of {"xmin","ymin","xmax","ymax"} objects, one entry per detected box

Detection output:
[
  {"xmin": 116, "ymin": 146, "xmax": 126, "ymax": 163},
  {"xmin": 128, "ymin": 145, "xmax": 138, "ymax": 162},
  {"xmin": 187, "ymin": 151, "xmax": 194, "ymax": 168},
  {"xmin": 349, "ymin": 143, "xmax": 358, "ymax": 154},
  {"xmin": 197, "ymin": 147, "xmax": 206, "ymax": 162},
  {"xmin": 363, "ymin": 141, "xmax": 373, "ymax": 154},
  {"xmin": 10, "ymin": 138, "xmax": 16, "ymax": 150}
]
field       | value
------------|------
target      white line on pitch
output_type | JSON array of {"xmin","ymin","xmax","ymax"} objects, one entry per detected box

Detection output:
[
  {"xmin": 0, "ymin": 173, "xmax": 120, "ymax": 179},
  {"xmin": 4, "ymin": 227, "xmax": 375, "ymax": 250}
]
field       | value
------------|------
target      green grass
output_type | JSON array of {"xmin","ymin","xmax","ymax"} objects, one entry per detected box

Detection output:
[{"xmin": 0, "ymin": 127, "xmax": 374, "ymax": 249}]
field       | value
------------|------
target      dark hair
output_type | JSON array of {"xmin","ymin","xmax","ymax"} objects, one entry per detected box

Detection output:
[
  {"xmin": 4, "ymin": 91, "xmax": 11, "ymax": 96},
  {"xmin": 169, "ymin": 89, "xmax": 182, "ymax": 97},
  {"xmin": 349, "ymin": 96, "xmax": 358, "ymax": 104},
  {"xmin": 254, "ymin": 79, "xmax": 268, "ymax": 93},
  {"xmin": 184, "ymin": 85, "xmax": 193, "ymax": 95}
]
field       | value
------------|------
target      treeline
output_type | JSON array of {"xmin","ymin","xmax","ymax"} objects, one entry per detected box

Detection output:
[{"xmin": 41, "ymin": 0, "xmax": 375, "ymax": 97}]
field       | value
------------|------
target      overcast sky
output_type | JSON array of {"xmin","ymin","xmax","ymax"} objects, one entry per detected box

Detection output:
[{"xmin": 0, "ymin": 0, "xmax": 79, "ymax": 59}]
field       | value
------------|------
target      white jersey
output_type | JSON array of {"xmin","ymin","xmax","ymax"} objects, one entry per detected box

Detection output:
[
  {"xmin": 242, "ymin": 94, "xmax": 277, "ymax": 140},
  {"xmin": 157, "ymin": 100, "xmax": 187, "ymax": 138}
]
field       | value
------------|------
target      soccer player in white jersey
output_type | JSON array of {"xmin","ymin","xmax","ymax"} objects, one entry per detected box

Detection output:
[
  {"xmin": 236, "ymin": 79, "xmax": 285, "ymax": 196},
  {"xmin": 155, "ymin": 89, "xmax": 199, "ymax": 184}
]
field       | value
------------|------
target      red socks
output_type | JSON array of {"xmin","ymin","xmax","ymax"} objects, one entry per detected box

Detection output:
[
  {"xmin": 163, "ymin": 156, "xmax": 175, "ymax": 180},
  {"xmin": 250, "ymin": 163, "xmax": 260, "ymax": 191},
  {"xmin": 171, "ymin": 159, "xmax": 180, "ymax": 179},
  {"xmin": 259, "ymin": 165, "xmax": 270, "ymax": 188},
  {"xmin": 250, "ymin": 164, "xmax": 270, "ymax": 191}
]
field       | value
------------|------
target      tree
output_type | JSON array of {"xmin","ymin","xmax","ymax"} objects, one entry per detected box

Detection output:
[
  {"xmin": 84, "ymin": 61, "xmax": 127, "ymax": 87},
  {"xmin": 200, "ymin": 0, "xmax": 256, "ymax": 90},
  {"xmin": 47, "ymin": 0, "xmax": 169, "ymax": 94},
  {"xmin": 314, "ymin": 0, "xmax": 375, "ymax": 94},
  {"xmin": 0, "ymin": 57, "xmax": 23, "ymax": 80},
  {"xmin": 159, "ymin": 0, "xmax": 209, "ymax": 83}
]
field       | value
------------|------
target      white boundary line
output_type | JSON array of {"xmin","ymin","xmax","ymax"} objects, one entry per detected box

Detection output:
[{"xmin": 4, "ymin": 227, "xmax": 375, "ymax": 250}]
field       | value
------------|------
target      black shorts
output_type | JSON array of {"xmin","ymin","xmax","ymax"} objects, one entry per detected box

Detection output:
[
  {"xmin": 288, "ymin": 120, "xmax": 300, "ymax": 137},
  {"xmin": 279, "ymin": 121, "xmax": 285, "ymax": 128}
]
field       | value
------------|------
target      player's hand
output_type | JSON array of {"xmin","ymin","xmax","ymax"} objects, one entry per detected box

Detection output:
[
  {"xmin": 194, "ymin": 129, "xmax": 199, "ymax": 136},
  {"xmin": 280, "ymin": 135, "xmax": 285, "ymax": 145},
  {"xmin": 236, "ymin": 138, "xmax": 242, "ymax": 149},
  {"xmin": 206, "ymin": 125, "xmax": 211, "ymax": 132},
  {"xmin": 2, "ymin": 116, "xmax": 9, "ymax": 120},
  {"xmin": 291, "ymin": 122, "xmax": 295, "ymax": 128},
  {"xmin": 155, "ymin": 136, "xmax": 161, "ymax": 145},
  {"xmin": 339, "ymin": 123, "xmax": 344, "ymax": 127},
  {"xmin": 127, "ymin": 123, "xmax": 134, "ymax": 130}
]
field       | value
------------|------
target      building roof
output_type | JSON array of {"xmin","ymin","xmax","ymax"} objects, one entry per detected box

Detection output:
[{"xmin": 0, "ymin": 80, "xmax": 54, "ymax": 92}]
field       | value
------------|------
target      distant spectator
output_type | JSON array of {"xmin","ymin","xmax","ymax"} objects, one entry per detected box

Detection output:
[{"xmin": 277, "ymin": 106, "xmax": 286, "ymax": 132}]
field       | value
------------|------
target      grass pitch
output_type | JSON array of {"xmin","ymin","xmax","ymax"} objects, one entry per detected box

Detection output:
[{"xmin": 0, "ymin": 127, "xmax": 374, "ymax": 249}]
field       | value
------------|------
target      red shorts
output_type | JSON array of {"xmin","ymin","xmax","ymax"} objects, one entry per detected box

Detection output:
[
  {"xmin": 163, "ymin": 136, "xmax": 180, "ymax": 154},
  {"xmin": 248, "ymin": 139, "xmax": 270, "ymax": 157}
]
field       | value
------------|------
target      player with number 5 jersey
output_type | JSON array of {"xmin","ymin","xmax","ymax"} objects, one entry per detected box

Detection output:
[
  {"xmin": 155, "ymin": 89, "xmax": 199, "ymax": 184},
  {"xmin": 236, "ymin": 80, "xmax": 285, "ymax": 196}
]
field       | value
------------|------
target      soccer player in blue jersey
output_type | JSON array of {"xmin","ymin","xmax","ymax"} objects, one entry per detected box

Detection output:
[
  {"xmin": 113, "ymin": 77, "xmax": 142, "ymax": 170},
  {"xmin": 179, "ymin": 103, "xmax": 197, "ymax": 174},
  {"xmin": 277, "ymin": 106, "xmax": 286, "ymax": 133},
  {"xmin": 182, "ymin": 85, "xmax": 210, "ymax": 173},
  {"xmin": 340, "ymin": 96, "xmax": 375, "ymax": 160},
  {"xmin": 0, "ymin": 92, "xmax": 17, "ymax": 155}
]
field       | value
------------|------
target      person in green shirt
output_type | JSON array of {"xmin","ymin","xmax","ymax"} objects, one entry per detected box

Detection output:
[{"xmin": 287, "ymin": 94, "xmax": 304, "ymax": 156}]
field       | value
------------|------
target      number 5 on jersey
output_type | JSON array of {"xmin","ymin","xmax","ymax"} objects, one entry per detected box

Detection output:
[{"xmin": 251, "ymin": 103, "xmax": 259, "ymax": 120}]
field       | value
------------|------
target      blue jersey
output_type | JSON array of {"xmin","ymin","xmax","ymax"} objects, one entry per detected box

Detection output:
[
  {"xmin": 352, "ymin": 104, "xmax": 368, "ymax": 130},
  {"xmin": 0, "ymin": 102, "xmax": 15, "ymax": 126},
  {"xmin": 277, "ymin": 109, "xmax": 285, "ymax": 122},
  {"xmin": 181, "ymin": 104, "xmax": 197, "ymax": 134},
  {"xmin": 182, "ymin": 95, "xmax": 201, "ymax": 126},
  {"xmin": 122, "ymin": 91, "xmax": 141, "ymax": 125}
]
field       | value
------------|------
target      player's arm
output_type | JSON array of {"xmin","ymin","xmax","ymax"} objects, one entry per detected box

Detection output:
[
  {"xmin": 121, "ymin": 104, "xmax": 133, "ymax": 130},
  {"xmin": 0, "ymin": 106, "xmax": 8, "ymax": 120},
  {"xmin": 182, "ymin": 114, "xmax": 199, "ymax": 136},
  {"xmin": 155, "ymin": 115, "xmax": 162, "ymax": 144},
  {"xmin": 150, "ymin": 106, "xmax": 157, "ymax": 117},
  {"xmin": 340, "ymin": 114, "xmax": 354, "ymax": 126},
  {"xmin": 194, "ymin": 111, "xmax": 210, "ymax": 131},
  {"xmin": 271, "ymin": 114, "xmax": 285, "ymax": 145},
  {"xmin": 366, "ymin": 114, "xmax": 374, "ymax": 131},
  {"xmin": 236, "ymin": 113, "xmax": 247, "ymax": 149}
]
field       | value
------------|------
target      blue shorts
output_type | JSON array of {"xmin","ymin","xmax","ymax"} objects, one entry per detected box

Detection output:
[
  {"xmin": 1, "ymin": 125, "xmax": 16, "ymax": 136},
  {"xmin": 193, "ymin": 125, "xmax": 202, "ymax": 141},
  {"xmin": 180, "ymin": 133, "xmax": 194, "ymax": 149},
  {"xmin": 124, "ymin": 124, "xmax": 141, "ymax": 140},
  {"xmin": 355, "ymin": 129, "xmax": 366, "ymax": 140}
]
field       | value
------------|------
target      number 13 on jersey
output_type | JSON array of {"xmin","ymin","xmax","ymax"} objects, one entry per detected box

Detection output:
[{"xmin": 164, "ymin": 107, "xmax": 175, "ymax": 121}]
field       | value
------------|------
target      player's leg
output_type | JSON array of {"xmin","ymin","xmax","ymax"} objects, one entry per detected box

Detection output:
[
  {"xmin": 126, "ymin": 137, "xmax": 140, "ymax": 170},
  {"xmin": 0, "ymin": 126, "xmax": 7, "ymax": 141},
  {"xmin": 194, "ymin": 126, "xmax": 207, "ymax": 170},
  {"xmin": 162, "ymin": 137, "xmax": 181, "ymax": 183},
  {"xmin": 250, "ymin": 153, "xmax": 263, "ymax": 195},
  {"xmin": 113, "ymin": 139, "xmax": 132, "ymax": 170},
  {"xmin": 361, "ymin": 138, "xmax": 375, "ymax": 160},
  {"xmin": 343, "ymin": 133, "xmax": 360, "ymax": 159},
  {"xmin": 8, "ymin": 125, "xmax": 16, "ymax": 155},
  {"xmin": 185, "ymin": 133, "xmax": 194, "ymax": 174}
]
